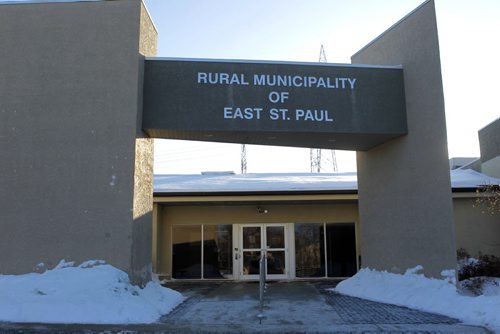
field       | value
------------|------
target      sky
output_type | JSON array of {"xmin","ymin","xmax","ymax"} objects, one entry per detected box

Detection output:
[{"xmin": 143, "ymin": 0, "xmax": 500, "ymax": 174}]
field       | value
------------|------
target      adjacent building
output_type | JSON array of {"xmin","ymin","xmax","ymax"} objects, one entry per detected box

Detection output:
[{"xmin": 152, "ymin": 168, "xmax": 500, "ymax": 280}]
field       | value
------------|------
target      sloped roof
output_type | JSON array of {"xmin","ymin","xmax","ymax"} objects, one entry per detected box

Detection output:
[{"xmin": 154, "ymin": 168, "xmax": 500, "ymax": 194}]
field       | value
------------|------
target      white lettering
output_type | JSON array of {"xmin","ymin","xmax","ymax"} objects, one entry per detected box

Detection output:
[
  {"xmin": 292, "ymin": 76, "xmax": 303, "ymax": 87},
  {"xmin": 219, "ymin": 73, "xmax": 229, "ymax": 84},
  {"xmin": 307, "ymin": 76, "xmax": 318, "ymax": 87},
  {"xmin": 269, "ymin": 108, "xmax": 289, "ymax": 120},
  {"xmin": 200, "ymin": 72, "xmax": 355, "ymax": 89},
  {"xmin": 348, "ymin": 78, "xmax": 357, "ymax": 89},
  {"xmin": 295, "ymin": 109, "xmax": 333, "ymax": 122},
  {"xmin": 197, "ymin": 72, "xmax": 207, "ymax": 84},
  {"xmin": 254, "ymin": 74, "xmax": 266, "ymax": 86},
  {"xmin": 268, "ymin": 91, "xmax": 289, "ymax": 103},
  {"xmin": 223, "ymin": 107, "xmax": 262, "ymax": 120}
]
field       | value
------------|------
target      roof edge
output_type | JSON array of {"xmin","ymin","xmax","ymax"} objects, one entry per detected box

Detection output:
[{"xmin": 154, "ymin": 189, "xmax": 359, "ymax": 197}]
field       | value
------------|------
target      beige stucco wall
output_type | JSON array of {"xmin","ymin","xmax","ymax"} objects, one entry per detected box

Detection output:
[
  {"xmin": 154, "ymin": 202, "xmax": 359, "ymax": 276},
  {"xmin": 353, "ymin": 0, "xmax": 457, "ymax": 277},
  {"xmin": 454, "ymin": 197, "xmax": 500, "ymax": 257},
  {"xmin": 0, "ymin": 0, "xmax": 156, "ymax": 284},
  {"xmin": 131, "ymin": 1, "xmax": 157, "ymax": 284}
]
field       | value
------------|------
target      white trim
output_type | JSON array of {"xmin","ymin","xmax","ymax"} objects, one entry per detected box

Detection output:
[
  {"xmin": 287, "ymin": 223, "xmax": 296, "ymax": 279},
  {"xmin": 232, "ymin": 225, "xmax": 239, "ymax": 280},
  {"xmin": 238, "ymin": 223, "xmax": 289, "ymax": 280}
]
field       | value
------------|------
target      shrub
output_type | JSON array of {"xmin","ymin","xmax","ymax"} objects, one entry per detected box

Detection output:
[
  {"xmin": 457, "ymin": 248, "xmax": 500, "ymax": 295},
  {"xmin": 458, "ymin": 252, "xmax": 500, "ymax": 281}
]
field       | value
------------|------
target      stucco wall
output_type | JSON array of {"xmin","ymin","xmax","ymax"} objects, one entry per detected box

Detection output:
[
  {"xmin": 352, "ymin": 0, "xmax": 457, "ymax": 277},
  {"xmin": 479, "ymin": 118, "xmax": 500, "ymax": 164},
  {"xmin": 454, "ymin": 198, "xmax": 500, "ymax": 257},
  {"xmin": 481, "ymin": 157, "xmax": 500, "ymax": 179},
  {"xmin": 479, "ymin": 118, "xmax": 500, "ymax": 178},
  {"xmin": 131, "ymin": 2, "xmax": 157, "ymax": 285},
  {"xmin": 0, "ymin": 0, "xmax": 156, "ymax": 284}
]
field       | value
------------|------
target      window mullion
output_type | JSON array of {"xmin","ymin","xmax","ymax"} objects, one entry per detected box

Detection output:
[
  {"xmin": 201, "ymin": 224, "xmax": 204, "ymax": 279},
  {"xmin": 323, "ymin": 223, "xmax": 328, "ymax": 278}
]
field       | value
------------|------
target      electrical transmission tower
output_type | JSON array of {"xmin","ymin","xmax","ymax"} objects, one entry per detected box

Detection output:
[
  {"xmin": 310, "ymin": 148, "xmax": 322, "ymax": 173},
  {"xmin": 310, "ymin": 45, "xmax": 338, "ymax": 173},
  {"xmin": 319, "ymin": 44, "xmax": 327, "ymax": 63},
  {"xmin": 241, "ymin": 144, "xmax": 247, "ymax": 174}
]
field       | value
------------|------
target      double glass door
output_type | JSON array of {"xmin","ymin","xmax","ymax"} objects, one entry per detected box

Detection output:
[{"xmin": 239, "ymin": 224, "xmax": 288, "ymax": 279}]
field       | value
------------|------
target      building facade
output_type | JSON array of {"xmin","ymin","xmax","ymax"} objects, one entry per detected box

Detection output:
[
  {"xmin": 1, "ymin": 0, "xmax": 472, "ymax": 283},
  {"xmin": 152, "ymin": 170, "xmax": 500, "ymax": 280}
]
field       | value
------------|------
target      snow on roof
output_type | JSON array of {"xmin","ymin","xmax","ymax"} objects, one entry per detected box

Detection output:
[
  {"xmin": 154, "ymin": 168, "xmax": 500, "ymax": 194},
  {"xmin": 154, "ymin": 172, "xmax": 358, "ymax": 193},
  {"xmin": 449, "ymin": 168, "xmax": 500, "ymax": 188}
]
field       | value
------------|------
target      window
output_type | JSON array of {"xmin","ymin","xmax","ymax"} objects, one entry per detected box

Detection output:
[
  {"xmin": 172, "ymin": 224, "xmax": 232, "ymax": 279},
  {"xmin": 172, "ymin": 225, "xmax": 201, "ymax": 279},
  {"xmin": 203, "ymin": 225, "xmax": 232, "ymax": 278},
  {"xmin": 326, "ymin": 223, "xmax": 357, "ymax": 277},
  {"xmin": 295, "ymin": 223, "xmax": 356, "ymax": 278},
  {"xmin": 295, "ymin": 223, "xmax": 325, "ymax": 277}
]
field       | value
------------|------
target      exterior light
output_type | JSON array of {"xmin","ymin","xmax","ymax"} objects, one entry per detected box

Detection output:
[{"xmin": 257, "ymin": 207, "xmax": 269, "ymax": 214}]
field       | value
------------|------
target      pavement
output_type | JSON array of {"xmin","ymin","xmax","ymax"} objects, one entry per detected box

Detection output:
[{"xmin": 0, "ymin": 281, "xmax": 491, "ymax": 334}]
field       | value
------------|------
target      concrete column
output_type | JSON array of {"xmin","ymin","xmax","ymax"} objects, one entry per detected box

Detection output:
[{"xmin": 352, "ymin": 0, "xmax": 457, "ymax": 277}]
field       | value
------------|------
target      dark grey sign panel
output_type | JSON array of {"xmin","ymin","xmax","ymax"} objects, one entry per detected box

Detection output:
[{"xmin": 142, "ymin": 58, "xmax": 407, "ymax": 150}]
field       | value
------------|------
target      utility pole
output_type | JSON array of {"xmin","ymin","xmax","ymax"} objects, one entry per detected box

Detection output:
[{"xmin": 310, "ymin": 45, "xmax": 338, "ymax": 173}]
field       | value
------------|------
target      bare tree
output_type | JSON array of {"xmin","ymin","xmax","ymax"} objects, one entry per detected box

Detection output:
[{"xmin": 474, "ymin": 184, "xmax": 500, "ymax": 215}]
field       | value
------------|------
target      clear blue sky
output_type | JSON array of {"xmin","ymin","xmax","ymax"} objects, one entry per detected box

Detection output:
[{"xmin": 144, "ymin": 0, "xmax": 500, "ymax": 174}]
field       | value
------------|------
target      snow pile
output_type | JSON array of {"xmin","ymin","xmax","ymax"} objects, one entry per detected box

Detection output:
[
  {"xmin": 0, "ymin": 260, "xmax": 184, "ymax": 324},
  {"xmin": 458, "ymin": 277, "xmax": 500, "ymax": 297},
  {"xmin": 335, "ymin": 267, "xmax": 500, "ymax": 332}
]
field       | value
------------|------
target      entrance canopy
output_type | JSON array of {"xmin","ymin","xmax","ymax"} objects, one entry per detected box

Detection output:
[{"xmin": 142, "ymin": 58, "xmax": 407, "ymax": 150}]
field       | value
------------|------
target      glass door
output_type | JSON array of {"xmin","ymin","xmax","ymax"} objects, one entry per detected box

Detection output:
[{"xmin": 239, "ymin": 224, "xmax": 288, "ymax": 280}]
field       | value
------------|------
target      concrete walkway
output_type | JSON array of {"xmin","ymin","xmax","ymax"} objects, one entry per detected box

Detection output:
[
  {"xmin": 0, "ymin": 281, "xmax": 490, "ymax": 333},
  {"xmin": 158, "ymin": 281, "xmax": 488, "ymax": 333}
]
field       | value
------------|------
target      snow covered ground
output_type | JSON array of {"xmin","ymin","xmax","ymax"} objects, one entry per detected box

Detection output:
[
  {"xmin": 0, "ymin": 260, "xmax": 184, "ymax": 324},
  {"xmin": 335, "ymin": 266, "xmax": 500, "ymax": 333},
  {"xmin": 2, "ymin": 260, "xmax": 499, "ymax": 331}
]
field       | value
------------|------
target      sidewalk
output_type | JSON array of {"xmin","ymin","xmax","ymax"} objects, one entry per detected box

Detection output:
[{"xmin": 0, "ymin": 281, "xmax": 490, "ymax": 333}]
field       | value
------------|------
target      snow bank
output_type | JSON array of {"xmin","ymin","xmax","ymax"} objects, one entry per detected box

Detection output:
[
  {"xmin": 0, "ymin": 261, "xmax": 184, "ymax": 324},
  {"xmin": 335, "ymin": 267, "xmax": 500, "ymax": 332}
]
